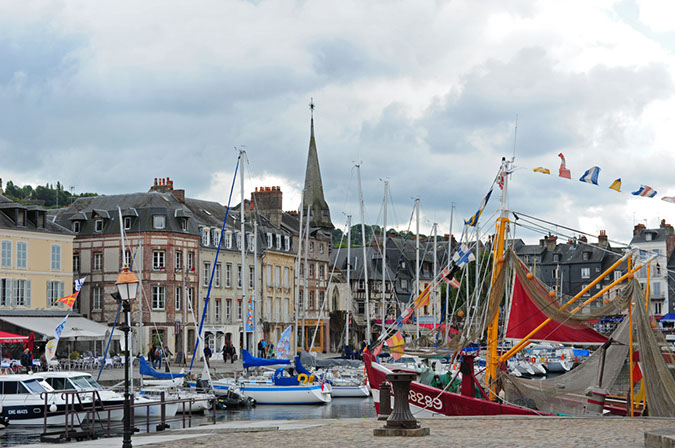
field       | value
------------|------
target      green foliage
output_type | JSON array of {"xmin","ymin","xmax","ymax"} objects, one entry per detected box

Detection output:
[
  {"xmin": 440, "ymin": 250, "xmax": 493, "ymax": 314},
  {"xmin": 69, "ymin": 351, "xmax": 80, "ymax": 360},
  {"xmin": 2, "ymin": 179, "xmax": 98, "ymax": 208}
]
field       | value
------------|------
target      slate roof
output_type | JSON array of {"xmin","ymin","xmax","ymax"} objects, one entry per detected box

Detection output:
[
  {"xmin": 0, "ymin": 194, "xmax": 73, "ymax": 236},
  {"xmin": 630, "ymin": 227, "xmax": 674, "ymax": 244}
]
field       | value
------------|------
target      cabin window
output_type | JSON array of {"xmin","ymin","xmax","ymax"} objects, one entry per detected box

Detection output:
[{"xmin": 1, "ymin": 381, "xmax": 19, "ymax": 394}]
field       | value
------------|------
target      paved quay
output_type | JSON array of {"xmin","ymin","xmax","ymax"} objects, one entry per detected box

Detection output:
[{"xmin": 16, "ymin": 416, "xmax": 675, "ymax": 448}]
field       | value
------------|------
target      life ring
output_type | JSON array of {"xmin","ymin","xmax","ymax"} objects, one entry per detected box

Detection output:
[
  {"xmin": 308, "ymin": 375, "xmax": 315, "ymax": 383},
  {"xmin": 298, "ymin": 373, "xmax": 308, "ymax": 383},
  {"xmin": 530, "ymin": 357, "xmax": 536, "ymax": 364},
  {"xmin": 560, "ymin": 354, "xmax": 565, "ymax": 360},
  {"xmin": 452, "ymin": 362, "xmax": 461, "ymax": 370}
]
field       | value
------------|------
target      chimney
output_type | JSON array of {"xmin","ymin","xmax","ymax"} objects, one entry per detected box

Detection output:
[
  {"xmin": 252, "ymin": 186, "xmax": 283, "ymax": 227},
  {"xmin": 0, "ymin": 178, "xmax": 3, "ymax": 194},
  {"xmin": 545, "ymin": 234, "xmax": 557, "ymax": 251},
  {"xmin": 172, "ymin": 189, "xmax": 185, "ymax": 203},
  {"xmin": 578, "ymin": 235, "xmax": 587, "ymax": 244},
  {"xmin": 634, "ymin": 223, "xmax": 646, "ymax": 236},
  {"xmin": 598, "ymin": 230, "xmax": 608, "ymax": 245}
]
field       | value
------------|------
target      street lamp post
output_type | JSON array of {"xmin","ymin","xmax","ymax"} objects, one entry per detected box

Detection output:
[{"xmin": 116, "ymin": 267, "xmax": 139, "ymax": 448}]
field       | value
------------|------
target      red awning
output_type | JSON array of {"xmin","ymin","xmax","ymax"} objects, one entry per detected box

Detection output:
[
  {"xmin": 0, "ymin": 330, "xmax": 29, "ymax": 343},
  {"xmin": 505, "ymin": 275, "xmax": 607, "ymax": 345}
]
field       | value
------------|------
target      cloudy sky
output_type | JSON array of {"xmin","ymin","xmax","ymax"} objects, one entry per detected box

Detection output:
[{"xmin": 3, "ymin": 0, "xmax": 675, "ymax": 246}]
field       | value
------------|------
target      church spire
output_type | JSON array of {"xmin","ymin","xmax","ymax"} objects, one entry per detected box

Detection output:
[{"xmin": 303, "ymin": 99, "xmax": 333, "ymax": 230}]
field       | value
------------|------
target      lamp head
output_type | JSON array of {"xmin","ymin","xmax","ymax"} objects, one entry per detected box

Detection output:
[{"xmin": 116, "ymin": 267, "xmax": 139, "ymax": 301}]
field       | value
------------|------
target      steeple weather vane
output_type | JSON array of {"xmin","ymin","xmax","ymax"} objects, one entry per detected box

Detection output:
[{"xmin": 309, "ymin": 98, "xmax": 315, "ymax": 119}]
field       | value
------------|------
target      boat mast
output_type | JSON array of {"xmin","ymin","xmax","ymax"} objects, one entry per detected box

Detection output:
[
  {"xmin": 302, "ymin": 204, "xmax": 310, "ymax": 350},
  {"xmin": 293, "ymin": 193, "xmax": 305, "ymax": 354},
  {"xmin": 240, "ymin": 149, "xmax": 247, "ymax": 353},
  {"xmin": 345, "ymin": 215, "xmax": 352, "ymax": 348},
  {"xmin": 433, "ymin": 223, "xmax": 438, "ymax": 336},
  {"xmin": 445, "ymin": 205, "xmax": 454, "ymax": 342},
  {"xmin": 485, "ymin": 157, "xmax": 510, "ymax": 400},
  {"xmin": 381, "ymin": 180, "xmax": 388, "ymax": 336},
  {"xmin": 253, "ymin": 219, "xmax": 258, "ymax": 347},
  {"xmin": 356, "ymin": 164, "xmax": 371, "ymax": 344},
  {"xmin": 415, "ymin": 198, "xmax": 420, "ymax": 339}
]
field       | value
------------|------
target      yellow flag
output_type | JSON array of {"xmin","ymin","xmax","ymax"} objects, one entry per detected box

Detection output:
[
  {"xmin": 609, "ymin": 178, "xmax": 621, "ymax": 192},
  {"xmin": 533, "ymin": 167, "xmax": 550, "ymax": 175}
]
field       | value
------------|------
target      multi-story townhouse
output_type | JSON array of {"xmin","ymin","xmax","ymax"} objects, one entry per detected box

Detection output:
[
  {"xmin": 52, "ymin": 178, "xmax": 200, "ymax": 358},
  {"xmin": 630, "ymin": 221, "xmax": 675, "ymax": 316},
  {"xmin": 0, "ymin": 192, "xmax": 75, "ymax": 312}
]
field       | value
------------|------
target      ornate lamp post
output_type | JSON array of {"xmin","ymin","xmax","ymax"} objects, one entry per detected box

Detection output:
[{"xmin": 117, "ymin": 267, "xmax": 139, "ymax": 448}]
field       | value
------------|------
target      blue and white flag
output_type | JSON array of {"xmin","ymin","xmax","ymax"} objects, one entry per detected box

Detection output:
[
  {"xmin": 74, "ymin": 277, "xmax": 87, "ymax": 292},
  {"xmin": 452, "ymin": 243, "xmax": 476, "ymax": 268},
  {"xmin": 464, "ymin": 188, "xmax": 493, "ymax": 227},
  {"xmin": 632, "ymin": 185, "xmax": 657, "ymax": 198},
  {"xmin": 276, "ymin": 326, "xmax": 292, "ymax": 359},
  {"xmin": 54, "ymin": 315, "xmax": 69, "ymax": 340},
  {"xmin": 579, "ymin": 166, "xmax": 601, "ymax": 185}
]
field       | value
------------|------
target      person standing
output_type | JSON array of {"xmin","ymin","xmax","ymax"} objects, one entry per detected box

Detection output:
[
  {"xmin": 268, "ymin": 343, "xmax": 274, "ymax": 359},
  {"xmin": 261, "ymin": 339, "xmax": 268, "ymax": 358},
  {"xmin": 155, "ymin": 346, "xmax": 163, "ymax": 369},
  {"xmin": 203, "ymin": 345, "xmax": 212, "ymax": 367},
  {"xmin": 21, "ymin": 348, "xmax": 33, "ymax": 374}
]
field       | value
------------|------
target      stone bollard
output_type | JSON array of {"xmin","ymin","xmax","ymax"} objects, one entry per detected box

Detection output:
[
  {"xmin": 373, "ymin": 372, "xmax": 430, "ymax": 437},
  {"xmin": 378, "ymin": 382, "xmax": 391, "ymax": 421}
]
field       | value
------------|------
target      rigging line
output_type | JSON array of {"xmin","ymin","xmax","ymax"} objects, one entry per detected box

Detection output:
[{"xmin": 190, "ymin": 153, "xmax": 241, "ymax": 371}]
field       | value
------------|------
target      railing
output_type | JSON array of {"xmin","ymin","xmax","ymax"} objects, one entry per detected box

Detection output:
[{"xmin": 39, "ymin": 389, "xmax": 214, "ymax": 443}]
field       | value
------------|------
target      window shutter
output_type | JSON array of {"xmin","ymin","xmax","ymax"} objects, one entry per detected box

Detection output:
[
  {"xmin": 59, "ymin": 282, "xmax": 64, "ymax": 300},
  {"xmin": 26, "ymin": 280, "xmax": 31, "ymax": 307},
  {"xmin": 9, "ymin": 279, "xmax": 15, "ymax": 306},
  {"xmin": 9, "ymin": 279, "xmax": 19, "ymax": 306},
  {"xmin": 210, "ymin": 229, "xmax": 216, "ymax": 246}
]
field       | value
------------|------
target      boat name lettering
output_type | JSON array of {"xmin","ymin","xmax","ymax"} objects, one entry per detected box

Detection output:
[
  {"xmin": 408, "ymin": 390, "xmax": 442, "ymax": 410},
  {"xmin": 8, "ymin": 409, "xmax": 29, "ymax": 415}
]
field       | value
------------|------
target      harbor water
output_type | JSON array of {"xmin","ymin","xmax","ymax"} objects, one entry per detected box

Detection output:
[{"xmin": 0, "ymin": 397, "xmax": 375, "ymax": 447}]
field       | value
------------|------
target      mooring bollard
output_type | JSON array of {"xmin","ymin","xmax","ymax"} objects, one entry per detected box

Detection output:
[
  {"xmin": 373, "ymin": 372, "xmax": 430, "ymax": 437},
  {"xmin": 378, "ymin": 382, "xmax": 391, "ymax": 421}
]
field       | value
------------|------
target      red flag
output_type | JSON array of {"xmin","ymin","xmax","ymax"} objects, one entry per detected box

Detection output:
[
  {"xmin": 558, "ymin": 153, "xmax": 571, "ymax": 179},
  {"xmin": 449, "ymin": 278, "xmax": 461, "ymax": 289},
  {"xmin": 373, "ymin": 344, "xmax": 383, "ymax": 357},
  {"xmin": 57, "ymin": 291, "xmax": 79, "ymax": 309}
]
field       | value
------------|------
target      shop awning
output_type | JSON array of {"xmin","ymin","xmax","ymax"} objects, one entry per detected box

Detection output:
[
  {"xmin": 660, "ymin": 313, "xmax": 675, "ymax": 322},
  {"xmin": 0, "ymin": 330, "xmax": 29, "ymax": 343},
  {"xmin": 0, "ymin": 315, "xmax": 118, "ymax": 341}
]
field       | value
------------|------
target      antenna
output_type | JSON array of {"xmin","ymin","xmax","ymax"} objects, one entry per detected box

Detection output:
[{"xmin": 512, "ymin": 114, "xmax": 518, "ymax": 161}]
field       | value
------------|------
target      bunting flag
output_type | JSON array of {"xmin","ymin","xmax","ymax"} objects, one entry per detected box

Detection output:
[
  {"xmin": 449, "ymin": 278, "xmax": 461, "ymax": 289},
  {"xmin": 579, "ymin": 166, "xmax": 601, "ymax": 185},
  {"xmin": 372, "ymin": 343, "xmax": 383, "ymax": 357},
  {"xmin": 558, "ymin": 153, "xmax": 571, "ymax": 179},
  {"xmin": 74, "ymin": 277, "xmax": 87, "ymax": 292},
  {"xmin": 533, "ymin": 167, "xmax": 550, "ymax": 174},
  {"xmin": 57, "ymin": 291, "xmax": 79, "ymax": 309},
  {"xmin": 452, "ymin": 243, "xmax": 475, "ymax": 268},
  {"xmin": 441, "ymin": 267, "xmax": 461, "ymax": 289},
  {"xmin": 245, "ymin": 297, "xmax": 254, "ymax": 332},
  {"xmin": 45, "ymin": 339, "xmax": 58, "ymax": 363},
  {"xmin": 632, "ymin": 185, "xmax": 657, "ymax": 198},
  {"xmin": 386, "ymin": 331, "xmax": 405, "ymax": 360},
  {"xmin": 412, "ymin": 284, "xmax": 432, "ymax": 311},
  {"xmin": 662, "ymin": 197, "xmax": 675, "ymax": 204},
  {"xmin": 464, "ymin": 188, "xmax": 493, "ymax": 227},
  {"xmin": 396, "ymin": 307, "xmax": 414, "ymax": 326},
  {"xmin": 609, "ymin": 178, "xmax": 622, "ymax": 192},
  {"xmin": 54, "ymin": 315, "xmax": 69, "ymax": 340}
]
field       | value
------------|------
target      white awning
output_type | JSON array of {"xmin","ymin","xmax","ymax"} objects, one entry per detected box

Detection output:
[{"xmin": 0, "ymin": 316, "xmax": 119, "ymax": 341}]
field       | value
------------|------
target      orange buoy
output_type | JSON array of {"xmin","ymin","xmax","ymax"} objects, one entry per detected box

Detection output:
[
  {"xmin": 526, "ymin": 272, "xmax": 534, "ymax": 280},
  {"xmin": 549, "ymin": 290, "xmax": 556, "ymax": 297},
  {"xmin": 457, "ymin": 310, "xmax": 465, "ymax": 318},
  {"xmin": 628, "ymin": 273, "xmax": 634, "ymax": 279},
  {"xmin": 498, "ymin": 256, "xmax": 505, "ymax": 263},
  {"xmin": 650, "ymin": 321, "xmax": 658, "ymax": 329}
]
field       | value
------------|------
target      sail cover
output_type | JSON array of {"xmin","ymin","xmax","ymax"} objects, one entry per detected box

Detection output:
[
  {"xmin": 242, "ymin": 349, "xmax": 291, "ymax": 369},
  {"xmin": 505, "ymin": 275, "xmax": 607, "ymax": 345},
  {"xmin": 139, "ymin": 356, "xmax": 186, "ymax": 379}
]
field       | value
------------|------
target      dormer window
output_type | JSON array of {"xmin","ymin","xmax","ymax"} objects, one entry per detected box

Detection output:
[
  {"xmin": 225, "ymin": 231, "xmax": 233, "ymax": 249},
  {"xmin": 275, "ymin": 234, "xmax": 281, "ymax": 250},
  {"xmin": 73, "ymin": 222, "xmax": 81, "ymax": 233},
  {"xmin": 153, "ymin": 215, "xmax": 166, "ymax": 229},
  {"xmin": 95, "ymin": 220, "xmax": 104, "ymax": 232},
  {"xmin": 181, "ymin": 218, "xmax": 188, "ymax": 231},
  {"xmin": 645, "ymin": 233, "xmax": 653, "ymax": 241},
  {"xmin": 201, "ymin": 228, "xmax": 210, "ymax": 246},
  {"xmin": 553, "ymin": 254, "xmax": 561, "ymax": 262},
  {"xmin": 247, "ymin": 233, "xmax": 254, "ymax": 252},
  {"xmin": 284, "ymin": 236, "xmax": 290, "ymax": 251},
  {"xmin": 124, "ymin": 217, "xmax": 133, "ymax": 230},
  {"xmin": 267, "ymin": 232, "xmax": 273, "ymax": 249},
  {"xmin": 17, "ymin": 211, "xmax": 25, "ymax": 226},
  {"xmin": 582, "ymin": 252, "xmax": 590, "ymax": 261}
]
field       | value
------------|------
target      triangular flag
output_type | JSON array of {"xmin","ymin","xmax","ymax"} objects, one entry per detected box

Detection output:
[
  {"xmin": 412, "ymin": 284, "xmax": 432, "ymax": 311},
  {"xmin": 662, "ymin": 197, "xmax": 675, "ymax": 204},
  {"xmin": 609, "ymin": 179, "xmax": 621, "ymax": 192},
  {"xmin": 386, "ymin": 331, "xmax": 405, "ymax": 361},
  {"xmin": 372, "ymin": 343, "xmax": 383, "ymax": 357},
  {"xmin": 632, "ymin": 185, "xmax": 657, "ymax": 198},
  {"xmin": 579, "ymin": 166, "xmax": 601, "ymax": 185},
  {"xmin": 74, "ymin": 277, "xmax": 87, "ymax": 292},
  {"xmin": 57, "ymin": 291, "xmax": 79, "ymax": 309},
  {"xmin": 54, "ymin": 315, "xmax": 69, "ymax": 340},
  {"xmin": 533, "ymin": 167, "xmax": 550, "ymax": 174},
  {"xmin": 558, "ymin": 153, "xmax": 571, "ymax": 179}
]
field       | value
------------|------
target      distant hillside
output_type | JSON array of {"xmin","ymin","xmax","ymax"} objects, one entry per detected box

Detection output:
[{"xmin": 2, "ymin": 180, "xmax": 99, "ymax": 208}]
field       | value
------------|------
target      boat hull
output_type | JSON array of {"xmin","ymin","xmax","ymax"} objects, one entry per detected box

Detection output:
[
  {"xmin": 330, "ymin": 384, "xmax": 370, "ymax": 398},
  {"xmin": 239, "ymin": 382, "xmax": 331, "ymax": 404}
]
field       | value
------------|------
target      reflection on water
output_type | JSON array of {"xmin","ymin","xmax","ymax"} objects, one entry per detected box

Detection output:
[{"xmin": 0, "ymin": 398, "xmax": 375, "ymax": 446}]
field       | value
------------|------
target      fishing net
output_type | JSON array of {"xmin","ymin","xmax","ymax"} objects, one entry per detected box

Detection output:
[
  {"xmin": 631, "ymin": 280, "xmax": 675, "ymax": 417},
  {"xmin": 502, "ymin": 315, "xmax": 630, "ymax": 416}
]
